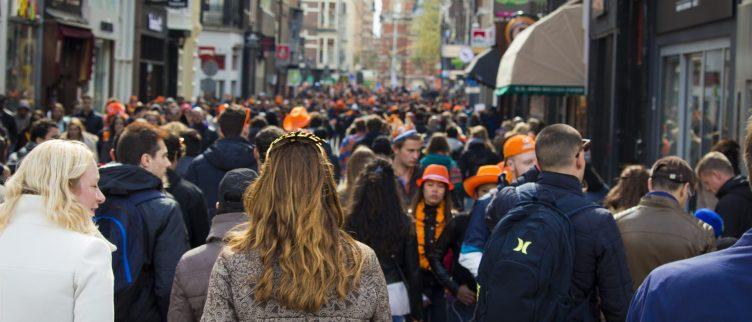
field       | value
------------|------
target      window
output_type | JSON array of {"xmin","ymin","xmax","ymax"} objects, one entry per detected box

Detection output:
[
  {"xmin": 319, "ymin": 38, "xmax": 325, "ymax": 64},
  {"xmin": 202, "ymin": 0, "xmax": 224, "ymax": 26},
  {"xmin": 327, "ymin": 39, "xmax": 335, "ymax": 66},
  {"xmin": 231, "ymin": 80, "xmax": 238, "ymax": 97},
  {"xmin": 231, "ymin": 48, "xmax": 240, "ymax": 71},
  {"xmin": 217, "ymin": 80, "xmax": 225, "ymax": 98},
  {"xmin": 327, "ymin": 1, "xmax": 336, "ymax": 28},
  {"xmin": 215, "ymin": 55, "xmax": 226, "ymax": 70}
]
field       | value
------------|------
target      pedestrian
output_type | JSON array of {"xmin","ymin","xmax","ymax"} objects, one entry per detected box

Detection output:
[
  {"xmin": 338, "ymin": 146, "xmax": 376, "ymax": 211},
  {"xmin": 163, "ymin": 131, "xmax": 210, "ymax": 248},
  {"xmin": 0, "ymin": 140, "xmax": 113, "ymax": 321},
  {"xmin": 75, "ymin": 95, "xmax": 104, "ymax": 135},
  {"xmin": 457, "ymin": 165, "xmax": 502, "ymax": 277},
  {"xmin": 392, "ymin": 130, "xmax": 423, "ymax": 210},
  {"xmin": 252, "ymin": 125, "xmax": 285, "ymax": 166},
  {"xmin": 458, "ymin": 126, "xmax": 498, "ymax": 181},
  {"xmin": 8, "ymin": 119, "xmax": 60, "ymax": 172},
  {"xmin": 98, "ymin": 122, "xmax": 188, "ymax": 321},
  {"xmin": 419, "ymin": 133, "xmax": 462, "ymax": 190},
  {"xmin": 498, "ymin": 134, "xmax": 537, "ymax": 183},
  {"xmin": 614, "ymin": 156, "xmax": 715, "ymax": 291},
  {"xmin": 13, "ymin": 100, "xmax": 32, "ymax": 149},
  {"xmin": 477, "ymin": 124, "xmax": 632, "ymax": 321},
  {"xmin": 61, "ymin": 117, "xmax": 99, "ymax": 162},
  {"xmin": 696, "ymin": 151, "xmax": 752, "ymax": 238},
  {"xmin": 185, "ymin": 105, "xmax": 257, "ymax": 216},
  {"xmin": 346, "ymin": 158, "xmax": 422, "ymax": 322},
  {"xmin": 625, "ymin": 124, "xmax": 752, "ymax": 322},
  {"xmin": 98, "ymin": 114, "xmax": 127, "ymax": 164},
  {"xmin": 48, "ymin": 102, "xmax": 70, "ymax": 132},
  {"xmin": 168, "ymin": 169, "xmax": 258, "ymax": 322},
  {"xmin": 412, "ymin": 164, "xmax": 454, "ymax": 322},
  {"xmin": 603, "ymin": 165, "xmax": 650, "ymax": 213},
  {"xmin": 175, "ymin": 128, "xmax": 202, "ymax": 176},
  {"xmin": 201, "ymin": 131, "xmax": 390, "ymax": 321}
]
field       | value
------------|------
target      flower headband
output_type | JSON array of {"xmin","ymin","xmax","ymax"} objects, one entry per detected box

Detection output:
[{"xmin": 268, "ymin": 131, "xmax": 325, "ymax": 155}]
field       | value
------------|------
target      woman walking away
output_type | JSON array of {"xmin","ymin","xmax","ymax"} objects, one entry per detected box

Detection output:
[
  {"xmin": 347, "ymin": 158, "xmax": 422, "ymax": 322},
  {"xmin": 201, "ymin": 131, "xmax": 391, "ymax": 321},
  {"xmin": 0, "ymin": 140, "xmax": 113, "ymax": 322},
  {"xmin": 604, "ymin": 165, "xmax": 650, "ymax": 213}
]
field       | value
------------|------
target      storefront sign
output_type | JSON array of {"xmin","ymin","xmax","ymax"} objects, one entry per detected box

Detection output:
[
  {"xmin": 656, "ymin": 0, "xmax": 732, "ymax": 34},
  {"xmin": 147, "ymin": 12, "xmax": 164, "ymax": 33}
]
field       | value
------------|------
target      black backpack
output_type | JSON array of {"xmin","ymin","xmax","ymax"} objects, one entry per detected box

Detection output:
[
  {"xmin": 94, "ymin": 189, "xmax": 164, "ymax": 319},
  {"xmin": 475, "ymin": 182, "xmax": 597, "ymax": 322}
]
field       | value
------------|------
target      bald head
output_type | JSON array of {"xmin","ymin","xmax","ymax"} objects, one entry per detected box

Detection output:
[{"xmin": 535, "ymin": 124, "xmax": 583, "ymax": 171}]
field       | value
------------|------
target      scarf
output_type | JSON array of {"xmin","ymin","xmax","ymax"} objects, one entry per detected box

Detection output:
[{"xmin": 415, "ymin": 201, "xmax": 446, "ymax": 270}]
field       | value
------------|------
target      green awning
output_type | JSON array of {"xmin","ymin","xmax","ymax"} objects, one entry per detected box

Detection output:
[{"xmin": 495, "ymin": 85, "xmax": 585, "ymax": 96}]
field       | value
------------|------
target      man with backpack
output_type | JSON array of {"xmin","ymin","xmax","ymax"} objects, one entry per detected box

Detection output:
[
  {"xmin": 97, "ymin": 122, "xmax": 188, "ymax": 322},
  {"xmin": 476, "ymin": 124, "xmax": 632, "ymax": 322}
]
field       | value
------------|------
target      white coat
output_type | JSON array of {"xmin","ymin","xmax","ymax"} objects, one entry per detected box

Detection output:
[{"xmin": 0, "ymin": 194, "xmax": 114, "ymax": 322}]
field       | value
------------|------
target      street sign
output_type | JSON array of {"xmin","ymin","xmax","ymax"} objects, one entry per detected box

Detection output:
[
  {"xmin": 276, "ymin": 44, "xmax": 290, "ymax": 61},
  {"xmin": 459, "ymin": 47, "xmax": 475, "ymax": 63},
  {"xmin": 202, "ymin": 60, "xmax": 219, "ymax": 77}
]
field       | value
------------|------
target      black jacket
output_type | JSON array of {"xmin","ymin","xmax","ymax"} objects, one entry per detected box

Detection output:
[
  {"xmin": 99, "ymin": 164, "xmax": 189, "ymax": 322},
  {"xmin": 166, "ymin": 169, "xmax": 210, "ymax": 248},
  {"xmin": 185, "ymin": 137, "xmax": 256, "ymax": 216},
  {"xmin": 376, "ymin": 227, "xmax": 422, "ymax": 321},
  {"xmin": 715, "ymin": 175, "xmax": 752, "ymax": 238},
  {"xmin": 75, "ymin": 110, "xmax": 104, "ymax": 135},
  {"xmin": 459, "ymin": 139, "xmax": 500, "ymax": 180},
  {"xmin": 486, "ymin": 172, "xmax": 633, "ymax": 322},
  {"xmin": 428, "ymin": 214, "xmax": 475, "ymax": 294}
]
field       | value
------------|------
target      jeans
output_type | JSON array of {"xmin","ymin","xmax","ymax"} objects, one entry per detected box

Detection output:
[{"xmin": 392, "ymin": 316, "xmax": 406, "ymax": 322}]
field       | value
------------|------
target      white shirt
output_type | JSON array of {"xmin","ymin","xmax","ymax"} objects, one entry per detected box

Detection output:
[{"xmin": 0, "ymin": 195, "xmax": 114, "ymax": 322}]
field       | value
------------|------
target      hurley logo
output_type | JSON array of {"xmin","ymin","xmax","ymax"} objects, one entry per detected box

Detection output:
[{"xmin": 513, "ymin": 238, "xmax": 532, "ymax": 254}]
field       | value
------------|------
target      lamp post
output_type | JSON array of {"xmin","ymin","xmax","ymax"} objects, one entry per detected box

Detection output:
[{"xmin": 390, "ymin": 0, "xmax": 402, "ymax": 89}]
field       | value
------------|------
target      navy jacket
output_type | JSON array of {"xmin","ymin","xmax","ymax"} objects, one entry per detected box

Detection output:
[
  {"xmin": 483, "ymin": 172, "xmax": 633, "ymax": 321},
  {"xmin": 628, "ymin": 229, "xmax": 752, "ymax": 322},
  {"xmin": 714, "ymin": 175, "xmax": 752, "ymax": 238},
  {"xmin": 185, "ymin": 137, "xmax": 256, "ymax": 216},
  {"xmin": 99, "ymin": 164, "xmax": 189, "ymax": 322},
  {"xmin": 75, "ymin": 110, "xmax": 104, "ymax": 135}
]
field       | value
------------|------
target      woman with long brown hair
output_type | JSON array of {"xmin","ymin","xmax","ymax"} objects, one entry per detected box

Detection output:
[
  {"xmin": 201, "ymin": 132, "xmax": 390, "ymax": 321},
  {"xmin": 604, "ymin": 165, "xmax": 650, "ymax": 213}
]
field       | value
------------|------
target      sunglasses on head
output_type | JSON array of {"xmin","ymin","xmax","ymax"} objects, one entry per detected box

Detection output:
[{"xmin": 575, "ymin": 139, "xmax": 591, "ymax": 158}]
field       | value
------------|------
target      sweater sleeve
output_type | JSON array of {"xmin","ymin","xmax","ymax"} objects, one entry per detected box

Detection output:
[
  {"xmin": 73, "ymin": 239, "xmax": 114, "ymax": 322},
  {"xmin": 201, "ymin": 252, "xmax": 239, "ymax": 322}
]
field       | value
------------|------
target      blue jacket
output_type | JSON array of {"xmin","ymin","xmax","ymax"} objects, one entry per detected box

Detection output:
[
  {"xmin": 628, "ymin": 229, "xmax": 752, "ymax": 322},
  {"xmin": 185, "ymin": 137, "xmax": 256, "ymax": 216}
]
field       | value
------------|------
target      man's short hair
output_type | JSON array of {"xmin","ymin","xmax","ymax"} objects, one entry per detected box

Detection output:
[
  {"xmin": 354, "ymin": 117, "xmax": 367, "ymax": 133},
  {"xmin": 30, "ymin": 119, "xmax": 58, "ymax": 142},
  {"xmin": 163, "ymin": 133, "xmax": 183, "ymax": 163},
  {"xmin": 116, "ymin": 122, "xmax": 166, "ymax": 166},
  {"xmin": 535, "ymin": 124, "xmax": 582, "ymax": 170},
  {"xmin": 696, "ymin": 151, "xmax": 734, "ymax": 176},
  {"xmin": 650, "ymin": 156, "xmax": 696, "ymax": 192},
  {"xmin": 180, "ymin": 129, "xmax": 202, "ymax": 157},
  {"xmin": 365, "ymin": 116, "xmax": 386, "ymax": 134},
  {"xmin": 254, "ymin": 125, "xmax": 285, "ymax": 164},
  {"xmin": 217, "ymin": 105, "xmax": 247, "ymax": 138}
]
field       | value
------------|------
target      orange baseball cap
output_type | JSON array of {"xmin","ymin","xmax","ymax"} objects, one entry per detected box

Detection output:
[
  {"xmin": 463, "ymin": 165, "xmax": 502, "ymax": 198},
  {"xmin": 417, "ymin": 164, "xmax": 454, "ymax": 190},
  {"xmin": 283, "ymin": 106, "xmax": 311, "ymax": 132},
  {"xmin": 503, "ymin": 134, "xmax": 536, "ymax": 158}
]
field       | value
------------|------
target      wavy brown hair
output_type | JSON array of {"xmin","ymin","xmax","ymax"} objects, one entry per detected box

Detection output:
[
  {"xmin": 604, "ymin": 165, "xmax": 650, "ymax": 213},
  {"xmin": 226, "ymin": 132, "xmax": 364, "ymax": 312}
]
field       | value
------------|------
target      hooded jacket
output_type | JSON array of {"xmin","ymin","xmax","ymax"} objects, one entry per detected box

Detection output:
[
  {"xmin": 184, "ymin": 137, "xmax": 256, "ymax": 215},
  {"xmin": 168, "ymin": 211, "xmax": 247, "ymax": 322},
  {"xmin": 458, "ymin": 139, "xmax": 500, "ymax": 180},
  {"xmin": 166, "ymin": 169, "xmax": 210, "ymax": 248},
  {"xmin": 714, "ymin": 175, "xmax": 752, "ymax": 238},
  {"xmin": 99, "ymin": 164, "xmax": 189, "ymax": 322}
]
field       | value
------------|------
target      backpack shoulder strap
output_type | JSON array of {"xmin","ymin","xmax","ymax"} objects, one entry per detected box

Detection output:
[{"xmin": 554, "ymin": 194, "xmax": 599, "ymax": 218}]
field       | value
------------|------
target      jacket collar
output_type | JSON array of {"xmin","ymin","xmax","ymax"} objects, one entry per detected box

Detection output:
[
  {"xmin": 716, "ymin": 175, "xmax": 748, "ymax": 198},
  {"xmin": 537, "ymin": 171, "xmax": 584, "ymax": 196},
  {"xmin": 639, "ymin": 192, "xmax": 682, "ymax": 210},
  {"xmin": 206, "ymin": 211, "xmax": 247, "ymax": 243},
  {"xmin": 9, "ymin": 195, "xmax": 55, "ymax": 227},
  {"xmin": 733, "ymin": 229, "xmax": 752, "ymax": 247}
]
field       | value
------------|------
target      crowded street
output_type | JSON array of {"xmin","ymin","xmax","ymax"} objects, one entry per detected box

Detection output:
[{"xmin": 0, "ymin": 0, "xmax": 751, "ymax": 321}]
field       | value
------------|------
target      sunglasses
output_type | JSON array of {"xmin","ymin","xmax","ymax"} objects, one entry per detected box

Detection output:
[{"xmin": 575, "ymin": 139, "xmax": 591, "ymax": 158}]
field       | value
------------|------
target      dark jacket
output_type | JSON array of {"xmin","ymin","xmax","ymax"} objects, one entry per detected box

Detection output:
[
  {"xmin": 627, "ymin": 229, "xmax": 752, "ymax": 322},
  {"xmin": 615, "ymin": 192, "xmax": 716, "ymax": 291},
  {"xmin": 486, "ymin": 172, "xmax": 633, "ymax": 322},
  {"xmin": 458, "ymin": 139, "xmax": 500, "ymax": 180},
  {"xmin": 184, "ymin": 137, "xmax": 256, "ymax": 215},
  {"xmin": 99, "ymin": 164, "xmax": 189, "ymax": 322},
  {"xmin": 375, "ymin": 226, "xmax": 423, "ymax": 321},
  {"xmin": 429, "ymin": 214, "xmax": 475, "ymax": 294},
  {"xmin": 75, "ymin": 110, "xmax": 104, "ymax": 135},
  {"xmin": 7, "ymin": 141, "xmax": 37, "ymax": 173},
  {"xmin": 168, "ymin": 211, "xmax": 247, "ymax": 322},
  {"xmin": 191, "ymin": 123, "xmax": 218, "ymax": 153},
  {"xmin": 166, "ymin": 169, "xmax": 210, "ymax": 248},
  {"xmin": 714, "ymin": 175, "xmax": 752, "ymax": 238}
]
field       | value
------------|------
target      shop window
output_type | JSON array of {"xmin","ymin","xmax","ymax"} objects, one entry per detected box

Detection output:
[
  {"xmin": 659, "ymin": 55, "xmax": 680, "ymax": 157},
  {"xmin": 5, "ymin": 23, "xmax": 37, "ymax": 103},
  {"xmin": 232, "ymin": 48, "xmax": 239, "ymax": 71},
  {"xmin": 217, "ymin": 80, "xmax": 225, "ymax": 98}
]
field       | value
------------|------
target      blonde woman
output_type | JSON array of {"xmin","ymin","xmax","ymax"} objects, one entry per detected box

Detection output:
[
  {"xmin": 0, "ymin": 140, "xmax": 113, "ymax": 322},
  {"xmin": 201, "ymin": 132, "xmax": 390, "ymax": 321},
  {"xmin": 62, "ymin": 117, "xmax": 100, "ymax": 162}
]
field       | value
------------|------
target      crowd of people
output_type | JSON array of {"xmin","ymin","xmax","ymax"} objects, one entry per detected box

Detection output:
[{"xmin": 0, "ymin": 83, "xmax": 750, "ymax": 322}]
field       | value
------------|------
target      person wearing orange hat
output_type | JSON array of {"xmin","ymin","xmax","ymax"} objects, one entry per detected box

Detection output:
[
  {"xmin": 499, "ymin": 134, "xmax": 537, "ymax": 184},
  {"xmin": 463, "ymin": 165, "xmax": 502, "ymax": 200},
  {"xmin": 412, "ymin": 164, "xmax": 454, "ymax": 322},
  {"xmin": 283, "ymin": 106, "xmax": 311, "ymax": 132}
]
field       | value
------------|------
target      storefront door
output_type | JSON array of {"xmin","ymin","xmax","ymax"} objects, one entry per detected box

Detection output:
[{"xmin": 658, "ymin": 38, "xmax": 732, "ymax": 166}]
